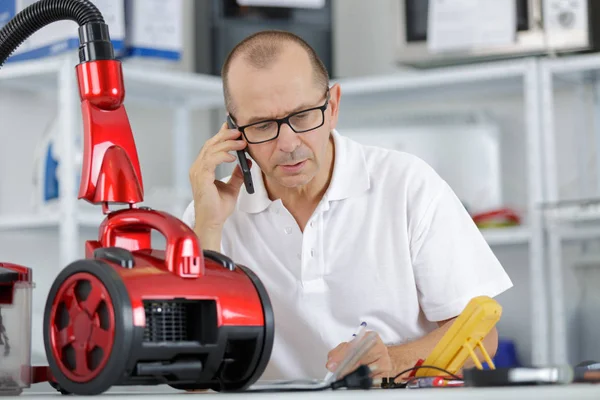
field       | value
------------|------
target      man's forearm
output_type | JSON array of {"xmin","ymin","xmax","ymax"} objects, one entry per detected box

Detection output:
[
  {"xmin": 193, "ymin": 224, "xmax": 223, "ymax": 252},
  {"xmin": 387, "ymin": 320, "xmax": 498, "ymax": 377}
]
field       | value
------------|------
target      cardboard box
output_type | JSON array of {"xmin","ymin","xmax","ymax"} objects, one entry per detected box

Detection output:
[{"xmin": 124, "ymin": 0, "xmax": 183, "ymax": 61}]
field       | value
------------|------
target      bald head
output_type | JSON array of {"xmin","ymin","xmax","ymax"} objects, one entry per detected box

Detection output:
[{"xmin": 221, "ymin": 30, "xmax": 329, "ymax": 115}]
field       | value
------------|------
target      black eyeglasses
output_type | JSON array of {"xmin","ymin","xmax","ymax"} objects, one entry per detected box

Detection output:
[{"xmin": 230, "ymin": 90, "xmax": 330, "ymax": 144}]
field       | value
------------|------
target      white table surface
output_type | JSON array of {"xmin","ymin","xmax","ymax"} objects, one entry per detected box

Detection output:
[{"xmin": 11, "ymin": 383, "xmax": 600, "ymax": 399}]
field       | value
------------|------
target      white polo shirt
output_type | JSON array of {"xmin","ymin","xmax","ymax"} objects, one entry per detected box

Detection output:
[{"xmin": 182, "ymin": 129, "xmax": 512, "ymax": 381}]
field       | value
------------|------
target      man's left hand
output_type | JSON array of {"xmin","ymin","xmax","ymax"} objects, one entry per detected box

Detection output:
[{"xmin": 326, "ymin": 331, "xmax": 393, "ymax": 383}]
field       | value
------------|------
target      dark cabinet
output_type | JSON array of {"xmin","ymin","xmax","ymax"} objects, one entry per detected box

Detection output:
[{"xmin": 194, "ymin": 0, "xmax": 333, "ymax": 77}]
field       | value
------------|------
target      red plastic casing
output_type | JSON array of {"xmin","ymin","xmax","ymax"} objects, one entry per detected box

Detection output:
[
  {"xmin": 75, "ymin": 59, "xmax": 144, "ymax": 206},
  {"xmin": 85, "ymin": 208, "xmax": 265, "ymax": 329}
]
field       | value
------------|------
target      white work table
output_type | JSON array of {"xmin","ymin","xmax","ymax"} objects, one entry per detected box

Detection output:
[{"xmin": 14, "ymin": 384, "xmax": 600, "ymax": 399}]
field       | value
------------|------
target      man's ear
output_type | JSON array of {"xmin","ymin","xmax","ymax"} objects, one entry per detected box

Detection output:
[{"xmin": 328, "ymin": 83, "xmax": 342, "ymax": 130}]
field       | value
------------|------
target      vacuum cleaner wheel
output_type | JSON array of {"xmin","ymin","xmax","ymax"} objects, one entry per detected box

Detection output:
[
  {"xmin": 44, "ymin": 259, "xmax": 134, "ymax": 396},
  {"xmin": 48, "ymin": 380, "xmax": 70, "ymax": 395}
]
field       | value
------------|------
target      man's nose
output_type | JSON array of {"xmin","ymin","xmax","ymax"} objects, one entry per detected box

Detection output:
[{"xmin": 277, "ymin": 123, "xmax": 300, "ymax": 153}]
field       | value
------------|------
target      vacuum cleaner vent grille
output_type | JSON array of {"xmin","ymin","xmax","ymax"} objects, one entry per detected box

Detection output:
[
  {"xmin": 143, "ymin": 301, "xmax": 189, "ymax": 342},
  {"xmin": 142, "ymin": 299, "xmax": 219, "ymax": 344}
]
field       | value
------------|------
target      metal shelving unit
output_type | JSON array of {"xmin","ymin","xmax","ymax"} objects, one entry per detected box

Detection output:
[
  {"xmin": 336, "ymin": 57, "xmax": 548, "ymax": 366},
  {"xmin": 540, "ymin": 52, "xmax": 600, "ymax": 365},
  {"xmin": 1, "ymin": 55, "xmax": 548, "ymax": 365},
  {"xmin": 0, "ymin": 53, "xmax": 224, "ymax": 268}
]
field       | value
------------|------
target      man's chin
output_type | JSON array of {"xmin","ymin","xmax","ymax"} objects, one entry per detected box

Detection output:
[{"xmin": 275, "ymin": 173, "xmax": 314, "ymax": 188}]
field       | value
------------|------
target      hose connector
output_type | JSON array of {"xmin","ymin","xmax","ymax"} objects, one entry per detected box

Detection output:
[{"xmin": 78, "ymin": 22, "xmax": 114, "ymax": 63}]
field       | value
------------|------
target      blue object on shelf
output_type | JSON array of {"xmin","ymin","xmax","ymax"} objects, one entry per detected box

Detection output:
[
  {"xmin": 482, "ymin": 338, "xmax": 521, "ymax": 369},
  {"xmin": 43, "ymin": 143, "xmax": 59, "ymax": 202}
]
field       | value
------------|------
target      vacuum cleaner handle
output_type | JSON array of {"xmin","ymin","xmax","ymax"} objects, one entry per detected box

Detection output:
[{"xmin": 101, "ymin": 208, "xmax": 204, "ymax": 278}]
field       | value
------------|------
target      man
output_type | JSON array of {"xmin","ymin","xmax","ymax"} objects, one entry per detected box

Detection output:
[{"xmin": 183, "ymin": 30, "xmax": 513, "ymax": 384}]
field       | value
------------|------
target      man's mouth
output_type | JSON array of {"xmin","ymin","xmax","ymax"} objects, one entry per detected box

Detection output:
[
  {"xmin": 282, "ymin": 160, "xmax": 306, "ymax": 166},
  {"xmin": 280, "ymin": 160, "xmax": 307, "ymax": 172}
]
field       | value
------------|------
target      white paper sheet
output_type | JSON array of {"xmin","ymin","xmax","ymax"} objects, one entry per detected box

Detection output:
[
  {"xmin": 248, "ymin": 330, "xmax": 377, "ymax": 391},
  {"xmin": 427, "ymin": 0, "xmax": 516, "ymax": 53},
  {"xmin": 237, "ymin": 0, "xmax": 325, "ymax": 9}
]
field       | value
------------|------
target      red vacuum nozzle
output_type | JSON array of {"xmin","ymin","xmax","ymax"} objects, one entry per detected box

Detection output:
[{"xmin": 76, "ymin": 59, "xmax": 144, "ymax": 206}]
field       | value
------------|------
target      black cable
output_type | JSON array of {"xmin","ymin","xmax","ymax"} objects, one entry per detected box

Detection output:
[
  {"xmin": 0, "ymin": 0, "xmax": 112, "ymax": 69},
  {"xmin": 393, "ymin": 364, "xmax": 462, "ymax": 381},
  {"xmin": 381, "ymin": 364, "xmax": 463, "ymax": 389},
  {"xmin": 248, "ymin": 365, "xmax": 373, "ymax": 392}
]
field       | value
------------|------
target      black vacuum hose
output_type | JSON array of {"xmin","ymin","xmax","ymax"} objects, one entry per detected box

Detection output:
[{"xmin": 0, "ymin": 0, "xmax": 113, "ymax": 69}]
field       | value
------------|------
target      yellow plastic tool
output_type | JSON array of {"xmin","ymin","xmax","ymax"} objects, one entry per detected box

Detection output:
[{"xmin": 415, "ymin": 296, "xmax": 502, "ymax": 377}]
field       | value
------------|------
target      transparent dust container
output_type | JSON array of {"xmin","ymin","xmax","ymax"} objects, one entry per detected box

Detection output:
[{"xmin": 0, "ymin": 265, "xmax": 33, "ymax": 396}]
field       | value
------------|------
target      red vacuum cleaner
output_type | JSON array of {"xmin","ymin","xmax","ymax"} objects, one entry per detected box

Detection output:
[{"xmin": 0, "ymin": 0, "xmax": 274, "ymax": 396}]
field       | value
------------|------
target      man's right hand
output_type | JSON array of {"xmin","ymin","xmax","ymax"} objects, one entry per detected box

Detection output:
[{"xmin": 189, "ymin": 122, "xmax": 249, "ymax": 247}]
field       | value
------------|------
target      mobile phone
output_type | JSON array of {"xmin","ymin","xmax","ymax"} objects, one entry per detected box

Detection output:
[{"xmin": 227, "ymin": 115, "xmax": 254, "ymax": 194}]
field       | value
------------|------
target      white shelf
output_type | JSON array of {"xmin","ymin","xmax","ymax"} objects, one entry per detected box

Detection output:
[
  {"xmin": 0, "ymin": 211, "xmax": 104, "ymax": 230},
  {"xmin": 0, "ymin": 57, "xmax": 62, "ymax": 80},
  {"xmin": 0, "ymin": 213, "xmax": 59, "ymax": 229},
  {"xmin": 0, "ymin": 56, "xmax": 224, "ymax": 108},
  {"xmin": 543, "ymin": 202, "xmax": 600, "ymax": 239},
  {"xmin": 573, "ymin": 253, "xmax": 600, "ymax": 268},
  {"xmin": 543, "ymin": 52, "xmax": 600, "ymax": 76},
  {"xmin": 542, "ymin": 200, "xmax": 600, "ymax": 242},
  {"xmin": 336, "ymin": 58, "xmax": 530, "ymax": 104},
  {"xmin": 1, "ymin": 56, "xmax": 531, "ymax": 103},
  {"xmin": 480, "ymin": 226, "xmax": 531, "ymax": 246},
  {"xmin": 543, "ymin": 204, "xmax": 600, "ymax": 223},
  {"xmin": 547, "ymin": 223, "xmax": 600, "ymax": 241}
]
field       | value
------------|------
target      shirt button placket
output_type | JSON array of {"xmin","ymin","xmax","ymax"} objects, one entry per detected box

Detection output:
[
  {"xmin": 315, "ymin": 213, "xmax": 324, "ymax": 279},
  {"xmin": 302, "ymin": 213, "xmax": 321, "ymax": 284},
  {"xmin": 273, "ymin": 203, "xmax": 302, "ymax": 279}
]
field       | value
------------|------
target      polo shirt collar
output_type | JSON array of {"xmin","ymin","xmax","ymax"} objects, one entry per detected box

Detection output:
[
  {"xmin": 238, "ymin": 129, "xmax": 370, "ymax": 214},
  {"xmin": 326, "ymin": 129, "xmax": 370, "ymax": 201}
]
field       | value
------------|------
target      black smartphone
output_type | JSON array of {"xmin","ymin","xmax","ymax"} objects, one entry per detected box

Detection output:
[{"xmin": 227, "ymin": 115, "xmax": 254, "ymax": 194}]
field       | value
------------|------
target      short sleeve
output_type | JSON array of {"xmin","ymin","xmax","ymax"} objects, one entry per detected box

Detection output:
[{"xmin": 410, "ymin": 180, "xmax": 513, "ymax": 323}]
